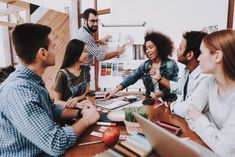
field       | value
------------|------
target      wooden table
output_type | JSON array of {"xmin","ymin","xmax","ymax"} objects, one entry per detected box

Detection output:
[{"xmin": 65, "ymin": 104, "xmax": 207, "ymax": 157}]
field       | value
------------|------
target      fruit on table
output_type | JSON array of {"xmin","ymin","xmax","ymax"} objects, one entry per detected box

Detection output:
[{"xmin": 102, "ymin": 127, "xmax": 120, "ymax": 146}]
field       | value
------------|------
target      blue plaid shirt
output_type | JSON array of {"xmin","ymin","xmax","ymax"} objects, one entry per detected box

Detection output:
[{"xmin": 0, "ymin": 64, "xmax": 77, "ymax": 157}]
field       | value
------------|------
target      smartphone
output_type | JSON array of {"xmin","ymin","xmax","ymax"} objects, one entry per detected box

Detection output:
[{"xmin": 156, "ymin": 120, "xmax": 182, "ymax": 135}]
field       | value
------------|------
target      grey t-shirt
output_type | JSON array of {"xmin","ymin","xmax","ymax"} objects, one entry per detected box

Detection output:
[{"xmin": 54, "ymin": 66, "xmax": 90, "ymax": 101}]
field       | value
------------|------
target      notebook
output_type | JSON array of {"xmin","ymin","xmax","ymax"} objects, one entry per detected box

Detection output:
[
  {"xmin": 134, "ymin": 113, "xmax": 218, "ymax": 157},
  {"xmin": 96, "ymin": 98, "xmax": 133, "ymax": 110}
]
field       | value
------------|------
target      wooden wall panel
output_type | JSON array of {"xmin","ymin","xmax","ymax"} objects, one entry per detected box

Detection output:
[{"xmin": 37, "ymin": 10, "xmax": 70, "ymax": 98}]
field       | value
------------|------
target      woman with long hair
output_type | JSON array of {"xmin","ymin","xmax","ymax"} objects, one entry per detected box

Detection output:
[
  {"xmin": 54, "ymin": 39, "xmax": 90, "ymax": 108},
  {"xmin": 185, "ymin": 30, "xmax": 235, "ymax": 157}
]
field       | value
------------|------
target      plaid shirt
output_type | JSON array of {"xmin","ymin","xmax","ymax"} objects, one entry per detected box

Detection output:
[
  {"xmin": 0, "ymin": 64, "xmax": 77, "ymax": 157},
  {"xmin": 77, "ymin": 25, "xmax": 105, "ymax": 64}
]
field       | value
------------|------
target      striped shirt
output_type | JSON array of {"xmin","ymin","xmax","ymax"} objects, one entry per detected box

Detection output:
[
  {"xmin": 0, "ymin": 64, "xmax": 77, "ymax": 157},
  {"xmin": 77, "ymin": 25, "xmax": 105, "ymax": 64}
]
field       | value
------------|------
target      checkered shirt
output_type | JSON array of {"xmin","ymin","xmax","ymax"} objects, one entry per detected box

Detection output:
[
  {"xmin": 0, "ymin": 64, "xmax": 77, "ymax": 157},
  {"xmin": 77, "ymin": 25, "xmax": 105, "ymax": 64}
]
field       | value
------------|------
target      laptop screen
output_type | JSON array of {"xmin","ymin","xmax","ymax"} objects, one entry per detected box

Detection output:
[{"xmin": 133, "ymin": 113, "xmax": 217, "ymax": 157}]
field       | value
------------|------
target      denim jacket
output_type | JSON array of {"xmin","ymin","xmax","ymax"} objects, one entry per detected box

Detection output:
[{"xmin": 120, "ymin": 59, "xmax": 179, "ymax": 101}]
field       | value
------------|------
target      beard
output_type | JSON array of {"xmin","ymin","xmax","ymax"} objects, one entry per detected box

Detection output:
[
  {"xmin": 87, "ymin": 24, "xmax": 97, "ymax": 33},
  {"xmin": 178, "ymin": 58, "xmax": 188, "ymax": 65}
]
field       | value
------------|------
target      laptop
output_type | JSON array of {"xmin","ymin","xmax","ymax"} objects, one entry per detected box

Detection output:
[{"xmin": 134, "ymin": 113, "xmax": 218, "ymax": 157}]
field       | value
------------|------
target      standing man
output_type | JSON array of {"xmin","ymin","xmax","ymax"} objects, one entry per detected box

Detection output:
[
  {"xmin": 77, "ymin": 8, "xmax": 126, "ymax": 64},
  {"xmin": 151, "ymin": 31, "xmax": 208, "ymax": 117},
  {"xmin": 0, "ymin": 23, "xmax": 100, "ymax": 156}
]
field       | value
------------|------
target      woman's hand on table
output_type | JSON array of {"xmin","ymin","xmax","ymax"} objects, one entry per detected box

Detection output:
[{"xmin": 66, "ymin": 97, "xmax": 79, "ymax": 108}]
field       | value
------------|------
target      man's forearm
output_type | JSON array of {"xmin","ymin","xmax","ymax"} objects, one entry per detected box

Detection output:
[
  {"xmin": 60, "ymin": 108, "xmax": 78, "ymax": 120},
  {"xmin": 71, "ymin": 118, "xmax": 89, "ymax": 136},
  {"xmin": 104, "ymin": 51, "xmax": 119, "ymax": 60}
]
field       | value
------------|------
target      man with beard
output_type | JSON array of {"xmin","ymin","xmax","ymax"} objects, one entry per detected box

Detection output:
[
  {"xmin": 151, "ymin": 31, "xmax": 208, "ymax": 118},
  {"xmin": 77, "ymin": 8, "xmax": 126, "ymax": 64}
]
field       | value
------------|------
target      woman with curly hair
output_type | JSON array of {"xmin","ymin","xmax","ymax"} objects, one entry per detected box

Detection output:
[{"xmin": 105, "ymin": 31, "xmax": 179, "ymax": 101}]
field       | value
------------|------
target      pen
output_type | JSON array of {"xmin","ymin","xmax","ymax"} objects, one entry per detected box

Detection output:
[
  {"xmin": 153, "ymin": 102, "xmax": 163, "ymax": 109},
  {"xmin": 156, "ymin": 121, "xmax": 180, "ymax": 131},
  {"xmin": 96, "ymin": 122, "xmax": 116, "ymax": 126},
  {"xmin": 78, "ymin": 140, "xmax": 103, "ymax": 146}
]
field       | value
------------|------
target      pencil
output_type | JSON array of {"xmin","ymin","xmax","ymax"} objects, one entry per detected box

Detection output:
[{"xmin": 78, "ymin": 140, "xmax": 103, "ymax": 146}]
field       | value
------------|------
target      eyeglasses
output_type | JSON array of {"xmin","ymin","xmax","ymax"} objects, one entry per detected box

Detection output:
[{"xmin": 88, "ymin": 19, "xmax": 100, "ymax": 24}]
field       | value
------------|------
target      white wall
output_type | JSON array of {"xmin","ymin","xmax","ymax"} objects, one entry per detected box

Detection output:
[
  {"xmin": 0, "ymin": 3, "xmax": 11, "ymax": 67},
  {"xmin": 93, "ymin": 0, "xmax": 228, "ymax": 89},
  {"xmin": 110, "ymin": 0, "xmax": 228, "ymax": 46},
  {"xmin": 22, "ymin": 0, "xmax": 70, "ymax": 13},
  {"xmin": 0, "ymin": 26, "xmax": 11, "ymax": 67}
]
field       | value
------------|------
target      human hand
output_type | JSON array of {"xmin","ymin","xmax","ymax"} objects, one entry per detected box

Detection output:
[
  {"xmin": 186, "ymin": 105, "xmax": 203, "ymax": 121},
  {"xmin": 66, "ymin": 97, "xmax": 79, "ymax": 108},
  {"xmin": 116, "ymin": 45, "xmax": 126, "ymax": 56},
  {"xmin": 104, "ymin": 92, "xmax": 111, "ymax": 99},
  {"xmin": 82, "ymin": 104, "xmax": 100, "ymax": 125},
  {"xmin": 150, "ymin": 91, "xmax": 163, "ymax": 99},
  {"xmin": 99, "ymin": 35, "xmax": 112, "ymax": 45},
  {"xmin": 76, "ymin": 100, "xmax": 92, "ymax": 109},
  {"xmin": 150, "ymin": 67, "xmax": 161, "ymax": 80}
]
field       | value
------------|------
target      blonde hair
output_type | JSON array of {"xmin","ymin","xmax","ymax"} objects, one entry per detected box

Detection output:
[{"xmin": 203, "ymin": 29, "xmax": 235, "ymax": 80}]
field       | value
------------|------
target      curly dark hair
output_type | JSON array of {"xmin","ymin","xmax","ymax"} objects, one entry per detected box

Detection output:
[{"xmin": 144, "ymin": 31, "xmax": 174, "ymax": 60}]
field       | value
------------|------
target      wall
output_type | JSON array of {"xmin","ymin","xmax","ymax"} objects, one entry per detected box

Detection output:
[
  {"xmin": 110, "ymin": 0, "xmax": 228, "ymax": 46},
  {"xmin": 0, "ymin": 3, "xmax": 11, "ymax": 67},
  {"xmin": 94, "ymin": 0, "xmax": 228, "ymax": 89},
  {"xmin": 22, "ymin": 0, "xmax": 70, "ymax": 13}
]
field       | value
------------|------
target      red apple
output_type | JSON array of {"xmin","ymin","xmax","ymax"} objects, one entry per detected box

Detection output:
[{"xmin": 102, "ymin": 127, "xmax": 120, "ymax": 146}]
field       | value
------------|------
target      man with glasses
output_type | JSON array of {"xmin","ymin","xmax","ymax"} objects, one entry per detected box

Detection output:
[{"xmin": 77, "ymin": 8, "xmax": 126, "ymax": 64}]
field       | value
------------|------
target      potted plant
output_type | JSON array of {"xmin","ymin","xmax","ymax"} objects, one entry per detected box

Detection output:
[{"xmin": 124, "ymin": 106, "xmax": 148, "ymax": 135}]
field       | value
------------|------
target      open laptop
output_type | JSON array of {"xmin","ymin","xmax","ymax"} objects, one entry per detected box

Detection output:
[{"xmin": 134, "ymin": 113, "xmax": 218, "ymax": 157}]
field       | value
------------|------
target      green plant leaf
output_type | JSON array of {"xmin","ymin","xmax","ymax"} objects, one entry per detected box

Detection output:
[{"xmin": 124, "ymin": 106, "xmax": 148, "ymax": 122}]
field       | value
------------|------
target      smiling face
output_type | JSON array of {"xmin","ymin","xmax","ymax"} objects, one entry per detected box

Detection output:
[
  {"xmin": 86, "ymin": 13, "xmax": 98, "ymax": 33},
  {"xmin": 145, "ymin": 40, "xmax": 158, "ymax": 60}
]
